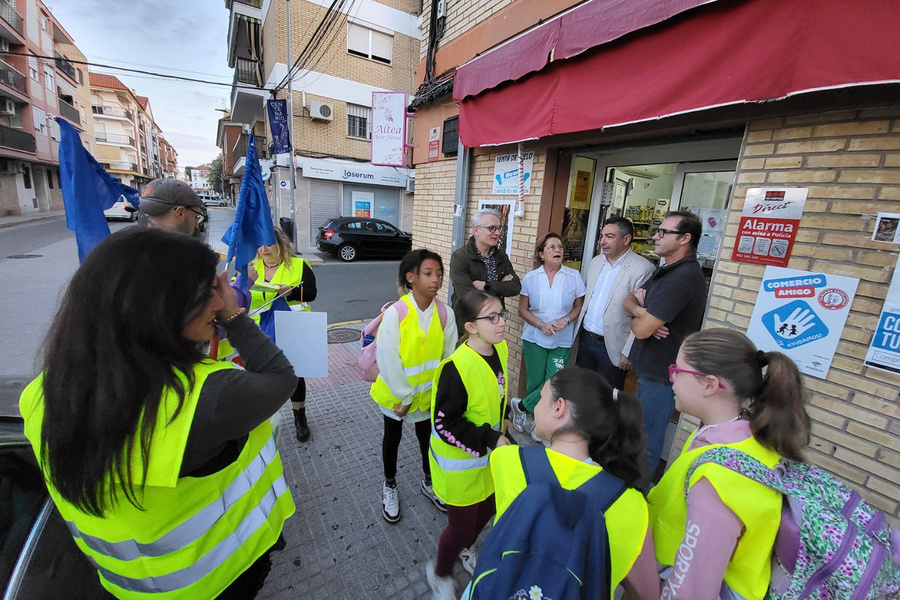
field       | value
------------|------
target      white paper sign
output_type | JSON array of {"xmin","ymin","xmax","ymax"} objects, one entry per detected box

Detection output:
[
  {"xmin": 746, "ymin": 266, "xmax": 858, "ymax": 379},
  {"xmin": 274, "ymin": 311, "xmax": 329, "ymax": 377},
  {"xmin": 492, "ymin": 152, "xmax": 533, "ymax": 195},
  {"xmin": 864, "ymin": 254, "xmax": 900, "ymax": 373}
]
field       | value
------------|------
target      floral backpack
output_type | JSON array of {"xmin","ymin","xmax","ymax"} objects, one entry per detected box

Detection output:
[{"xmin": 688, "ymin": 446, "xmax": 900, "ymax": 600}]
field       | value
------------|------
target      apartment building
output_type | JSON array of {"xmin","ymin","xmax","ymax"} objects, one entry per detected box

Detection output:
[
  {"xmin": 190, "ymin": 163, "xmax": 211, "ymax": 193},
  {"xmin": 410, "ymin": 0, "xmax": 900, "ymax": 522},
  {"xmin": 0, "ymin": 0, "xmax": 92, "ymax": 216},
  {"xmin": 224, "ymin": 0, "xmax": 420, "ymax": 248},
  {"xmin": 216, "ymin": 116, "xmax": 243, "ymax": 200},
  {"xmin": 159, "ymin": 135, "xmax": 178, "ymax": 178},
  {"xmin": 89, "ymin": 74, "xmax": 164, "ymax": 192}
]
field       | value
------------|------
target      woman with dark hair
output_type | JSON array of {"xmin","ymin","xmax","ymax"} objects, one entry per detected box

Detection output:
[
  {"xmin": 18, "ymin": 228, "xmax": 298, "ymax": 600},
  {"xmin": 511, "ymin": 232, "xmax": 585, "ymax": 442},
  {"xmin": 649, "ymin": 328, "xmax": 812, "ymax": 600}
]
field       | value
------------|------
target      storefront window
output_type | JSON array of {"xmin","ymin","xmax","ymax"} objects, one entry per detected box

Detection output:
[{"xmin": 561, "ymin": 156, "xmax": 596, "ymax": 270}]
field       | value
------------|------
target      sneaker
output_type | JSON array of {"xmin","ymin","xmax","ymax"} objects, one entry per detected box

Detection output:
[
  {"xmin": 382, "ymin": 482, "xmax": 401, "ymax": 523},
  {"xmin": 459, "ymin": 547, "xmax": 477, "ymax": 576},
  {"xmin": 426, "ymin": 560, "xmax": 457, "ymax": 600},
  {"xmin": 510, "ymin": 397, "xmax": 528, "ymax": 433},
  {"xmin": 421, "ymin": 479, "xmax": 448, "ymax": 512}
]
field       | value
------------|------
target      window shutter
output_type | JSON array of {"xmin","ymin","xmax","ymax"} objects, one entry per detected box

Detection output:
[
  {"xmin": 371, "ymin": 30, "xmax": 393, "ymax": 63},
  {"xmin": 347, "ymin": 24, "xmax": 369, "ymax": 56}
]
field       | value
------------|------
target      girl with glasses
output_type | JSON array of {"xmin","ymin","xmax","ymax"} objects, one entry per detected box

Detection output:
[
  {"xmin": 426, "ymin": 290, "xmax": 514, "ymax": 600},
  {"xmin": 648, "ymin": 328, "xmax": 811, "ymax": 600}
]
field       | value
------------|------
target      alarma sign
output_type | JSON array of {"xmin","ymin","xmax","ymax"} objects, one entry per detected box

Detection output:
[{"xmin": 732, "ymin": 188, "xmax": 807, "ymax": 267}]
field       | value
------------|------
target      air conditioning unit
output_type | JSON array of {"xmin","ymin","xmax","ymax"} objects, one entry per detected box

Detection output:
[
  {"xmin": 0, "ymin": 98, "xmax": 14, "ymax": 115},
  {"xmin": 309, "ymin": 100, "xmax": 333, "ymax": 122},
  {"xmin": 405, "ymin": 178, "xmax": 415, "ymax": 194},
  {"xmin": 0, "ymin": 40, "xmax": 10, "ymax": 53}
]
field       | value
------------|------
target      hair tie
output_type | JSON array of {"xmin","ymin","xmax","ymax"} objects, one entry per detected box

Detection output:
[
  {"xmin": 757, "ymin": 349, "xmax": 768, "ymax": 368},
  {"xmin": 612, "ymin": 388, "xmax": 619, "ymax": 401}
]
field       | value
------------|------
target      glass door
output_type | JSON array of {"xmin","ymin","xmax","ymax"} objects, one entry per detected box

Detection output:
[{"xmin": 669, "ymin": 160, "xmax": 736, "ymax": 269}]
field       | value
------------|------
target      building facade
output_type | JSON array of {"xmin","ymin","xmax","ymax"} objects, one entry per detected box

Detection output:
[
  {"xmin": 159, "ymin": 135, "xmax": 178, "ymax": 178},
  {"xmin": 190, "ymin": 163, "xmax": 211, "ymax": 192},
  {"xmin": 411, "ymin": 0, "xmax": 900, "ymax": 523},
  {"xmin": 0, "ymin": 0, "xmax": 93, "ymax": 216},
  {"xmin": 224, "ymin": 0, "xmax": 420, "ymax": 248}
]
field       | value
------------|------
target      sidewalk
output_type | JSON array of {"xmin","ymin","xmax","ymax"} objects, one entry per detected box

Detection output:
[
  {"xmin": 0, "ymin": 209, "xmax": 66, "ymax": 229},
  {"xmin": 260, "ymin": 322, "xmax": 535, "ymax": 600}
]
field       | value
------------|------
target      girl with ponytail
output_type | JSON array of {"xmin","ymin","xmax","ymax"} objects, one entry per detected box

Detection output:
[
  {"xmin": 486, "ymin": 367, "xmax": 659, "ymax": 599},
  {"xmin": 648, "ymin": 328, "xmax": 811, "ymax": 600}
]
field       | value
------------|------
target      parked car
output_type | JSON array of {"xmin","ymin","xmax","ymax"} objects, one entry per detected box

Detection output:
[
  {"xmin": 103, "ymin": 196, "xmax": 137, "ymax": 222},
  {"xmin": 0, "ymin": 378, "xmax": 113, "ymax": 599},
  {"xmin": 316, "ymin": 217, "xmax": 412, "ymax": 262},
  {"xmin": 200, "ymin": 194, "xmax": 227, "ymax": 207}
]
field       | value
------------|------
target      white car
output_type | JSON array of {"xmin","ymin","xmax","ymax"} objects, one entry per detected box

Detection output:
[
  {"xmin": 200, "ymin": 194, "xmax": 227, "ymax": 207},
  {"xmin": 103, "ymin": 196, "xmax": 137, "ymax": 222}
]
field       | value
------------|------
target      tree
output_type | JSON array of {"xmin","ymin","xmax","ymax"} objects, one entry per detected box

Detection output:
[
  {"xmin": 184, "ymin": 166, "xmax": 193, "ymax": 182},
  {"xmin": 208, "ymin": 153, "xmax": 224, "ymax": 195}
]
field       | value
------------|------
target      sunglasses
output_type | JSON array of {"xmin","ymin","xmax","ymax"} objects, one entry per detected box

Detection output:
[
  {"xmin": 668, "ymin": 364, "xmax": 726, "ymax": 388},
  {"xmin": 187, "ymin": 207, "xmax": 206, "ymax": 224},
  {"xmin": 473, "ymin": 309, "xmax": 509, "ymax": 324}
]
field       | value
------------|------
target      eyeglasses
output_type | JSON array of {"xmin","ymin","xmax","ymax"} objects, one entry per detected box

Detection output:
[
  {"xmin": 473, "ymin": 309, "xmax": 509, "ymax": 324},
  {"xmin": 668, "ymin": 364, "xmax": 726, "ymax": 389},
  {"xmin": 187, "ymin": 207, "xmax": 206, "ymax": 224},
  {"xmin": 652, "ymin": 227, "xmax": 682, "ymax": 238},
  {"xmin": 478, "ymin": 225, "xmax": 502, "ymax": 233}
]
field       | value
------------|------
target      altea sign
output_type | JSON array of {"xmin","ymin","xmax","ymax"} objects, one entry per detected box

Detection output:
[
  {"xmin": 371, "ymin": 91, "xmax": 408, "ymax": 167},
  {"xmin": 731, "ymin": 188, "xmax": 807, "ymax": 267}
]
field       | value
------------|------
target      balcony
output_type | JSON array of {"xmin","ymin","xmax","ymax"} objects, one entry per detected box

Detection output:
[
  {"xmin": 54, "ymin": 53, "xmax": 77, "ymax": 82},
  {"xmin": 57, "ymin": 98, "xmax": 79, "ymax": 124},
  {"xmin": 235, "ymin": 57, "xmax": 261, "ymax": 87},
  {"xmin": 102, "ymin": 161, "xmax": 139, "ymax": 173},
  {"xmin": 96, "ymin": 132, "xmax": 135, "ymax": 147},
  {"xmin": 0, "ymin": 61, "xmax": 25, "ymax": 95},
  {"xmin": 0, "ymin": 0, "xmax": 23, "ymax": 36},
  {"xmin": 231, "ymin": 134, "xmax": 268, "ymax": 169},
  {"xmin": 233, "ymin": 0, "xmax": 262, "ymax": 7},
  {"xmin": 0, "ymin": 124, "xmax": 35, "ymax": 152},
  {"xmin": 92, "ymin": 104, "xmax": 133, "ymax": 121}
]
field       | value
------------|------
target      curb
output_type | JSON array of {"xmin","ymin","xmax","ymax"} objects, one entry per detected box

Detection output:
[
  {"xmin": 0, "ymin": 213, "xmax": 65, "ymax": 229},
  {"xmin": 328, "ymin": 320, "xmax": 363, "ymax": 328}
]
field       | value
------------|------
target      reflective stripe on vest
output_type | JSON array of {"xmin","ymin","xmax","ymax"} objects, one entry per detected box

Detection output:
[
  {"xmin": 428, "ymin": 422, "xmax": 499, "ymax": 471},
  {"xmin": 66, "ymin": 434, "xmax": 280, "ymax": 561},
  {"xmin": 95, "ymin": 472, "xmax": 289, "ymax": 593},
  {"xmin": 404, "ymin": 359, "xmax": 442, "ymax": 378}
]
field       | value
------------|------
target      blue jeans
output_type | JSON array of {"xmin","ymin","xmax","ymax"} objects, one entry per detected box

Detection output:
[
  {"xmin": 575, "ymin": 331, "xmax": 627, "ymax": 390},
  {"xmin": 637, "ymin": 376, "xmax": 675, "ymax": 490}
]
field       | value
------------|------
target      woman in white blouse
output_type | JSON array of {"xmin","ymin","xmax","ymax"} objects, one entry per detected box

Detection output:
[{"xmin": 511, "ymin": 232, "xmax": 585, "ymax": 441}]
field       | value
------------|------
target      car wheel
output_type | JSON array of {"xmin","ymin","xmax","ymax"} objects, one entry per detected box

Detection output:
[{"xmin": 338, "ymin": 243, "xmax": 358, "ymax": 262}]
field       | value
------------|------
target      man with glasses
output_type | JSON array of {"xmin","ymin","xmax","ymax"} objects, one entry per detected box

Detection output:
[
  {"xmin": 624, "ymin": 210, "xmax": 706, "ymax": 489},
  {"xmin": 449, "ymin": 209, "xmax": 521, "ymax": 334},
  {"xmin": 138, "ymin": 178, "xmax": 206, "ymax": 236}
]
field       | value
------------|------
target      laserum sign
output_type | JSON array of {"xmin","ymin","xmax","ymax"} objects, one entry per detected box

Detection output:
[
  {"xmin": 298, "ymin": 158, "xmax": 407, "ymax": 188},
  {"xmin": 732, "ymin": 188, "xmax": 807, "ymax": 267}
]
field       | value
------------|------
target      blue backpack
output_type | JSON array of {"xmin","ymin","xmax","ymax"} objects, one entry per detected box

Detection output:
[{"xmin": 470, "ymin": 446, "xmax": 626, "ymax": 600}]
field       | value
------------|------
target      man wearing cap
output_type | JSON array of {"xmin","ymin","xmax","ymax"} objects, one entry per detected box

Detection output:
[{"xmin": 139, "ymin": 178, "xmax": 205, "ymax": 236}]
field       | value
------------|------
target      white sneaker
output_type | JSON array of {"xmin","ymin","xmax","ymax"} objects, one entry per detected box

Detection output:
[
  {"xmin": 510, "ymin": 397, "xmax": 528, "ymax": 433},
  {"xmin": 382, "ymin": 482, "xmax": 401, "ymax": 523},
  {"xmin": 426, "ymin": 559, "xmax": 457, "ymax": 600},
  {"xmin": 421, "ymin": 479, "xmax": 448, "ymax": 512},
  {"xmin": 459, "ymin": 547, "xmax": 478, "ymax": 575}
]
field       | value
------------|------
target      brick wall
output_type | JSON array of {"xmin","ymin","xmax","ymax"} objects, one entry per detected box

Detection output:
[{"xmin": 695, "ymin": 106, "xmax": 900, "ymax": 524}]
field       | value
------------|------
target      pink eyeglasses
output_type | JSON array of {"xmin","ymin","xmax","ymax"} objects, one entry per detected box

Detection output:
[{"xmin": 668, "ymin": 364, "xmax": 726, "ymax": 389}]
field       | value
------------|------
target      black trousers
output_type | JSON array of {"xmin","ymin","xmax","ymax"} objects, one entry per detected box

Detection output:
[{"xmin": 382, "ymin": 415, "xmax": 431, "ymax": 481}]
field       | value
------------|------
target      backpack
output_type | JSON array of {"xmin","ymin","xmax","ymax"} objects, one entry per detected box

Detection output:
[
  {"xmin": 470, "ymin": 446, "xmax": 625, "ymax": 600},
  {"xmin": 688, "ymin": 446, "xmax": 900, "ymax": 600},
  {"xmin": 356, "ymin": 298, "xmax": 448, "ymax": 383}
]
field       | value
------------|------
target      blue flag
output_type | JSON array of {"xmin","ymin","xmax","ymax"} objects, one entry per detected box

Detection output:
[
  {"xmin": 57, "ymin": 118, "xmax": 140, "ymax": 262},
  {"xmin": 222, "ymin": 133, "xmax": 275, "ymax": 290},
  {"xmin": 266, "ymin": 100, "xmax": 292, "ymax": 154}
]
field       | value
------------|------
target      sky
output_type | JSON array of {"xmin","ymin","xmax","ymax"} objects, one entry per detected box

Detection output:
[{"xmin": 45, "ymin": 0, "xmax": 233, "ymax": 170}]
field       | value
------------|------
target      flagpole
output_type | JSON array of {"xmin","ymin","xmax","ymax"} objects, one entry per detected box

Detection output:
[{"xmin": 286, "ymin": 0, "xmax": 298, "ymax": 253}]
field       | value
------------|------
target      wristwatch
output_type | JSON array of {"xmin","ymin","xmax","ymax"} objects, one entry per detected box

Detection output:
[{"xmin": 564, "ymin": 316, "xmax": 571, "ymax": 325}]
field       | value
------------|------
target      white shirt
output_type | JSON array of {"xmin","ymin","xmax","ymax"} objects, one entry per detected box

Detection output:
[
  {"xmin": 375, "ymin": 291, "xmax": 458, "ymax": 422},
  {"xmin": 521, "ymin": 265, "xmax": 586, "ymax": 349},
  {"xmin": 582, "ymin": 252, "xmax": 627, "ymax": 337}
]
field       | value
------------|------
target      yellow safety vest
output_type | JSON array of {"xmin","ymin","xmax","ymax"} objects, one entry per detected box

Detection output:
[
  {"xmin": 19, "ymin": 360, "xmax": 296, "ymax": 600},
  {"xmin": 429, "ymin": 341, "xmax": 508, "ymax": 507},
  {"xmin": 250, "ymin": 256, "xmax": 311, "ymax": 322},
  {"xmin": 648, "ymin": 434, "xmax": 782, "ymax": 600},
  {"xmin": 370, "ymin": 294, "xmax": 445, "ymax": 414},
  {"xmin": 490, "ymin": 445, "xmax": 649, "ymax": 597}
]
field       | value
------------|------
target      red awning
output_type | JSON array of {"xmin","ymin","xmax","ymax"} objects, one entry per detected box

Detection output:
[{"xmin": 454, "ymin": 0, "xmax": 900, "ymax": 147}]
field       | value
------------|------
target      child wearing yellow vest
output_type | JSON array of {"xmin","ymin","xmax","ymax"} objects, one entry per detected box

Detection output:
[
  {"xmin": 426, "ymin": 290, "xmax": 514, "ymax": 600},
  {"xmin": 477, "ymin": 367, "xmax": 660, "ymax": 600},
  {"xmin": 649, "ymin": 328, "xmax": 811, "ymax": 600},
  {"xmin": 247, "ymin": 228, "xmax": 317, "ymax": 442},
  {"xmin": 371, "ymin": 249, "xmax": 457, "ymax": 524}
]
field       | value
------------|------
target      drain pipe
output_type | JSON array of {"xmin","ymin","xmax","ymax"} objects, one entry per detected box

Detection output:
[{"xmin": 447, "ymin": 137, "xmax": 471, "ymax": 302}]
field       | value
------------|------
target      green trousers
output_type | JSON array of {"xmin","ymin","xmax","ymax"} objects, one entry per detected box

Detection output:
[{"xmin": 521, "ymin": 340, "xmax": 571, "ymax": 412}]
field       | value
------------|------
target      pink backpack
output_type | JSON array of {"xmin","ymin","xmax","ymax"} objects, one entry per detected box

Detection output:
[{"xmin": 357, "ymin": 298, "xmax": 448, "ymax": 382}]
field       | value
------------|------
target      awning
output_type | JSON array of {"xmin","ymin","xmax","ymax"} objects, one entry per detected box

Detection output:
[{"xmin": 454, "ymin": 0, "xmax": 900, "ymax": 147}]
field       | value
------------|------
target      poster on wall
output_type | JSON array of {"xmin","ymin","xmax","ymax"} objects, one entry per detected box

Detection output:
[
  {"xmin": 370, "ymin": 91, "xmax": 408, "ymax": 167},
  {"xmin": 732, "ymin": 188, "xmax": 807, "ymax": 267},
  {"xmin": 353, "ymin": 191, "xmax": 374, "ymax": 217},
  {"xmin": 872, "ymin": 213, "xmax": 900, "ymax": 243},
  {"xmin": 428, "ymin": 126, "xmax": 441, "ymax": 162},
  {"xmin": 864, "ymin": 255, "xmax": 900, "ymax": 373},
  {"xmin": 746, "ymin": 266, "xmax": 858, "ymax": 379},
  {"xmin": 567, "ymin": 158, "xmax": 595, "ymax": 211},
  {"xmin": 477, "ymin": 199, "xmax": 514, "ymax": 254},
  {"xmin": 492, "ymin": 152, "xmax": 534, "ymax": 195}
]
